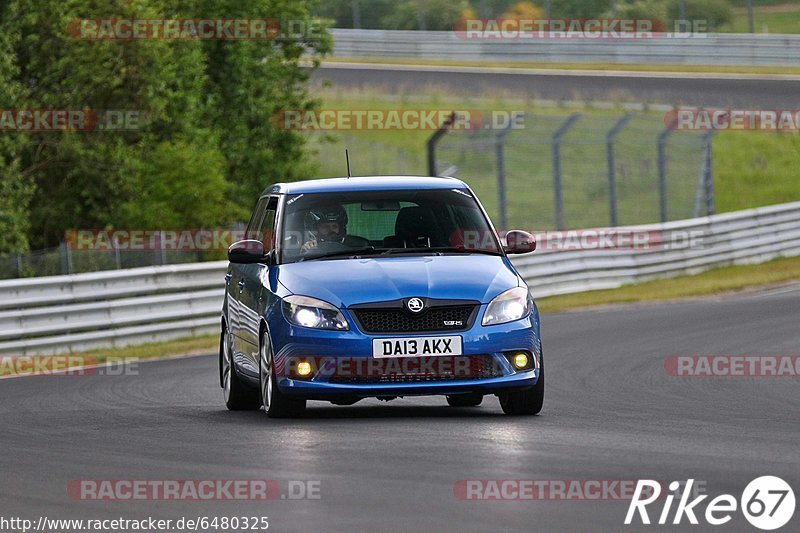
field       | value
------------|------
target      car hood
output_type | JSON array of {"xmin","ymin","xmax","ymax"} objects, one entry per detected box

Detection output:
[{"xmin": 275, "ymin": 255, "xmax": 520, "ymax": 308}]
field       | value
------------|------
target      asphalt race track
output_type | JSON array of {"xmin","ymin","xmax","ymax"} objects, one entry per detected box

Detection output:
[
  {"xmin": 1, "ymin": 285, "xmax": 798, "ymax": 532},
  {"xmin": 313, "ymin": 63, "xmax": 800, "ymax": 108}
]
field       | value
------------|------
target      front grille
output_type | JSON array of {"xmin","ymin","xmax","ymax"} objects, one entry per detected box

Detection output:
[
  {"xmin": 353, "ymin": 305, "xmax": 476, "ymax": 333},
  {"xmin": 326, "ymin": 355, "xmax": 502, "ymax": 384}
]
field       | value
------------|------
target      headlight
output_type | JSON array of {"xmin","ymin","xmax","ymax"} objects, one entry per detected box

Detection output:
[
  {"xmin": 482, "ymin": 287, "xmax": 531, "ymax": 326},
  {"xmin": 283, "ymin": 295, "xmax": 349, "ymax": 330}
]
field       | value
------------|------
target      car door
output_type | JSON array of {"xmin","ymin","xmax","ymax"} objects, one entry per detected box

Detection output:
[
  {"xmin": 234, "ymin": 195, "xmax": 279, "ymax": 376},
  {"xmin": 229, "ymin": 197, "xmax": 269, "ymax": 369}
]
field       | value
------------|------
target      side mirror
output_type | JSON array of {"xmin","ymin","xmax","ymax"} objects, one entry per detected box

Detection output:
[
  {"xmin": 503, "ymin": 230, "xmax": 536, "ymax": 254},
  {"xmin": 228, "ymin": 240, "xmax": 270, "ymax": 264}
]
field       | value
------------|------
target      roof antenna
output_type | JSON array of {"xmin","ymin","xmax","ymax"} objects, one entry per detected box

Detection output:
[{"xmin": 345, "ymin": 149, "xmax": 352, "ymax": 178}]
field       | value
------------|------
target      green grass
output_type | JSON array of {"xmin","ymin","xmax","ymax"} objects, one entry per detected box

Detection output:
[
  {"xmin": 308, "ymin": 88, "xmax": 800, "ymax": 229},
  {"xmin": 536, "ymin": 254, "xmax": 800, "ymax": 313},
  {"xmin": 324, "ymin": 57, "xmax": 800, "ymax": 76},
  {"xmin": 725, "ymin": 4, "xmax": 800, "ymax": 33}
]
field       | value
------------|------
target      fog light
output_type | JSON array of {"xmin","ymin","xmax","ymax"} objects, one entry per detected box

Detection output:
[
  {"xmin": 512, "ymin": 352, "xmax": 529, "ymax": 370},
  {"xmin": 296, "ymin": 361, "xmax": 313, "ymax": 377}
]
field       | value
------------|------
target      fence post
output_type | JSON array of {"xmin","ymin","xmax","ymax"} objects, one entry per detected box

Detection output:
[
  {"xmin": 657, "ymin": 116, "xmax": 678, "ymax": 223},
  {"xmin": 552, "ymin": 113, "xmax": 581, "ymax": 230},
  {"xmin": 114, "ymin": 236, "xmax": 122, "ymax": 270},
  {"xmin": 495, "ymin": 120, "xmax": 515, "ymax": 230},
  {"xmin": 606, "ymin": 113, "xmax": 633, "ymax": 227},
  {"xmin": 426, "ymin": 111, "xmax": 457, "ymax": 176},
  {"xmin": 153, "ymin": 231, "xmax": 163, "ymax": 266},
  {"xmin": 16, "ymin": 254, "xmax": 23, "ymax": 278},
  {"xmin": 59, "ymin": 241, "xmax": 72, "ymax": 275},
  {"xmin": 702, "ymin": 130, "xmax": 716, "ymax": 216}
]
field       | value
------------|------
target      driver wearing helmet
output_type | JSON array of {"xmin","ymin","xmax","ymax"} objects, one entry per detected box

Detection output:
[{"xmin": 300, "ymin": 204, "xmax": 354, "ymax": 252}]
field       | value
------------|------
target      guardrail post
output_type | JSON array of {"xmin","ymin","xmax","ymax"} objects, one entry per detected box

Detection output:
[
  {"xmin": 606, "ymin": 113, "xmax": 633, "ymax": 227},
  {"xmin": 702, "ymin": 130, "xmax": 716, "ymax": 216},
  {"xmin": 552, "ymin": 113, "xmax": 581, "ymax": 230},
  {"xmin": 495, "ymin": 120, "xmax": 515, "ymax": 230},
  {"xmin": 426, "ymin": 111, "xmax": 457, "ymax": 176},
  {"xmin": 658, "ymin": 116, "xmax": 678, "ymax": 223}
]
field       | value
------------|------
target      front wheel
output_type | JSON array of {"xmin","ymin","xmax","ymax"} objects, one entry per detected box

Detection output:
[
  {"xmin": 259, "ymin": 330, "xmax": 306, "ymax": 418},
  {"xmin": 220, "ymin": 326, "xmax": 260, "ymax": 411},
  {"xmin": 500, "ymin": 354, "xmax": 544, "ymax": 416}
]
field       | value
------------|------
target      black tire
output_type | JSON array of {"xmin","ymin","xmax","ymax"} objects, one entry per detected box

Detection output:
[
  {"xmin": 446, "ymin": 394, "xmax": 483, "ymax": 407},
  {"xmin": 259, "ymin": 330, "xmax": 306, "ymax": 419},
  {"xmin": 220, "ymin": 326, "xmax": 260, "ymax": 411},
  {"xmin": 500, "ymin": 354, "xmax": 544, "ymax": 416}
]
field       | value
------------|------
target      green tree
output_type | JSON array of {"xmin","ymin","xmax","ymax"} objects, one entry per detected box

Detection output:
[
  {"xmin": 0, "ymin": 1, "xmax": 34, "ymax": 255},
  {"xmin": 191, "ymin": 0, "xmax": 332, "ymax": 201},
  {"xmin": 1, "ymin": 0, "xmax": 330, "ymax": 250}
]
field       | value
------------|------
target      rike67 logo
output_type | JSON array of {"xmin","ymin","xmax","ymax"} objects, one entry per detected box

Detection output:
[{"xmin": 625, "ymin": 477, "xmax": 795, "ymax": 530}]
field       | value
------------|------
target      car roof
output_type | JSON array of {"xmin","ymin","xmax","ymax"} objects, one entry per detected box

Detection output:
[{"xmin": 262, "ymin": 176, "xmax": 469, "ymax": 195}]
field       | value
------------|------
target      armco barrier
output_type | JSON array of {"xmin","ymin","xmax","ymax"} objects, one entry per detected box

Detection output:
[
  {"xmin": 330, "ymin": 29, "xmax": 800, "ymax": 67},
  {"xmin": 1, "ymin": 201, "xmax": 800, "ymax": 355}
]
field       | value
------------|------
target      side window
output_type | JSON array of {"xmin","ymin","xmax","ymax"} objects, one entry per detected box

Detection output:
[
  {"xmin": 246, "ymin": 197, "xmax": 269, "ymax": 238},
  {"xmin": 257, "ymin": 198, "xmax": 278, "ymax": 251},
  {"xmin": 245, "ymin": 196, "xmax": 278, "ymax": 250}
]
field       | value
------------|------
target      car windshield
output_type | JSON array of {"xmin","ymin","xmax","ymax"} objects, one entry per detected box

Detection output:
[{"xmin": 280, "ymin": 188, "xmax": 501, "ymax": 263}]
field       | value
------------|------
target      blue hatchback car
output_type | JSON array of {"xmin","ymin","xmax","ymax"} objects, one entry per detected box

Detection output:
[{"xmin": 220, "ymin": 176, "xmax": 543, "ymax": 417}]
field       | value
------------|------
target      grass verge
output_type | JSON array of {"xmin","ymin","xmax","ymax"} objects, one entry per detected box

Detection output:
[
  {"xmin": 536, "ymin": 254, "xmax": 800, "ymax": 313},
  {"xmin": 324, "ymin": 57, "xmax": 800, "ymax": 77},
  {"xmin": 0, "ymin": 334, "xmax": 218, "ymax": 378}
]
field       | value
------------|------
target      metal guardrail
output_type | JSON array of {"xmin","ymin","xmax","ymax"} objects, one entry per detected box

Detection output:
[
  {"xmin": 330, "ymin": 29, "xmax": 800, "ymax": 66},
  {"xmin": 2, "ymin": 201, "xmax": 800, "ymax": 355},
  {"xmin": 0, "ymin": 263, "xmax": 227, "ymax": 355},
  {"xmin": 515, "ymin": 201, "xmax": 800, "ymax": 297}
]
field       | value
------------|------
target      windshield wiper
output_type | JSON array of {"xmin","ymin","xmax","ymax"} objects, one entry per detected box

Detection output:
[
  {"xmin": 300, "ymin": 246, "xmax": 381, "ymax": 261},
  {"xmin": 381, "ymin": 247, "xmax": 501, "ymax": 256}
]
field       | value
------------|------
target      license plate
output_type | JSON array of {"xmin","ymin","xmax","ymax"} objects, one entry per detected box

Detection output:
[{"xmin": 372, "ymin": 336, "xmax": 462, "ymax": 358}]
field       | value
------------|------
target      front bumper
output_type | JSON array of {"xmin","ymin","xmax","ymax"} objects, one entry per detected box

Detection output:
[{"xmin": 268, "ymin": 304, "xmax": 542, "ymax": 399}]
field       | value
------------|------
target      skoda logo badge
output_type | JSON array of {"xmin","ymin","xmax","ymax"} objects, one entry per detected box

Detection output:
[{"xmin": 407, "ymin": 298, "xmax": 425, "ymax": 313}]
